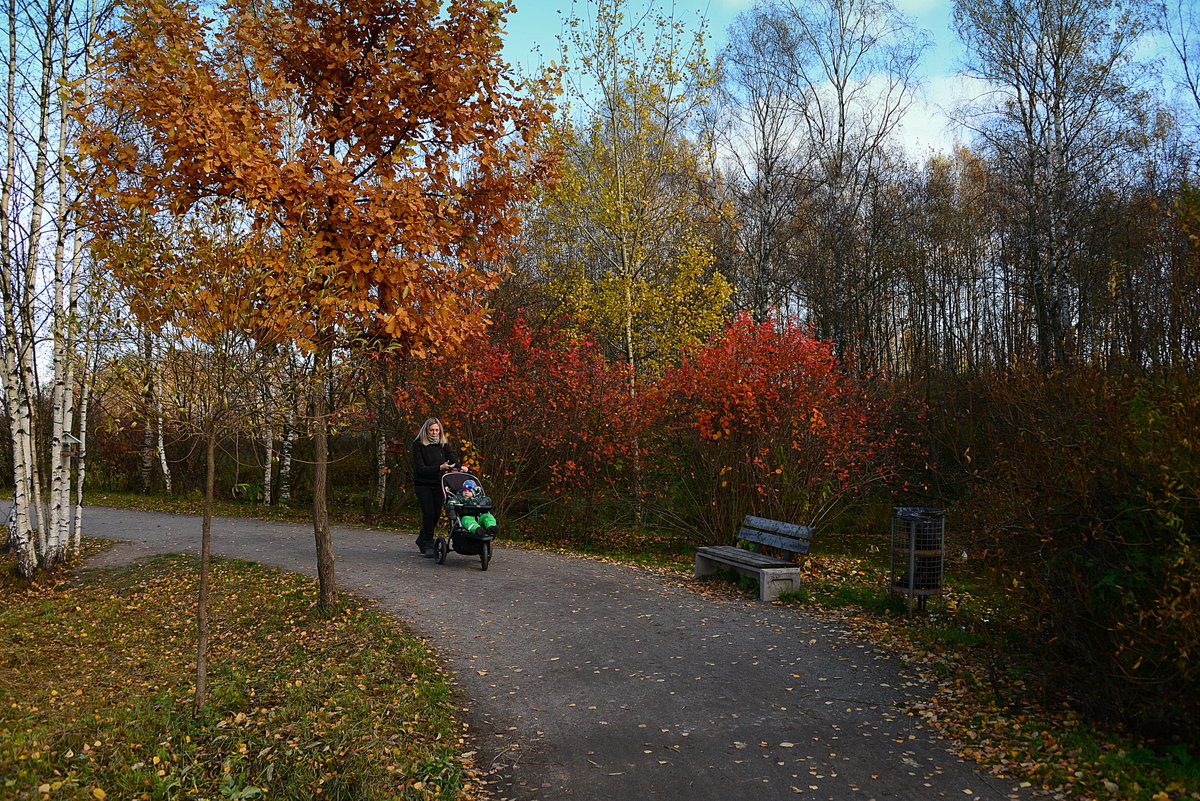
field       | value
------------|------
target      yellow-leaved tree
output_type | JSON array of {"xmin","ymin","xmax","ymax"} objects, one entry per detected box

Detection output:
[{"xmin": 531, "ymin": 0, "xmax": 731, "ymax": 383}]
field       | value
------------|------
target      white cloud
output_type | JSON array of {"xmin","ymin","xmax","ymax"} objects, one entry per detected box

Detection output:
[{"xmin": 893, "ymin": 73, "xmax": 976, "ymax": 156}]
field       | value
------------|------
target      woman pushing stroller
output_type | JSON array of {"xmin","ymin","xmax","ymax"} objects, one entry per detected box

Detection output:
[{"xmin": 411, "ymin": 417, "xmax": 458, "ymax": 557}]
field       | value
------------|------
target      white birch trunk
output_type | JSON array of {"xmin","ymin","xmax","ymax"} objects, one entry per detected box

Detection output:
[
  {"xmin": 140, "ymin": 330, "xmax": 153, "ymax": 492},
  {"xmin": 0, "ymin": 0, "xmax": 35, "ymax": 576},
  {"xmin": 71, "ymin": 327, "xmax": 99, "ymax": 557},
  {"xmin": 375, "ymin": 432, "xmax": 386, "ymax": 511},
  {"xmin": 279, "ymin": 404, "xmax": 294, "ymax": 503},
  {"xmin": 261, "ymin": 376, "xmax": 274, "ymax": 505},
  {"xmin": 66, "ymin": 0, "xmax": 98, "ymax": 559},
  {"xmin": 46, "ymin": 0, "xmax": 76, "ymax": 565},
  {"xmin": 155, "ymin": 343, "xmax": 172, "ymax": 493}
]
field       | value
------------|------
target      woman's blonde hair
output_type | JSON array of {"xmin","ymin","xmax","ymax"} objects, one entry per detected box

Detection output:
[{"xmin": 415, "ymin": 417, "xmax": 447, "ymax": 446}]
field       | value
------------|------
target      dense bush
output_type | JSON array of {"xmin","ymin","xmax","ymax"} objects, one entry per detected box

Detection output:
[
  {"xmin": 959, "ymin": 367, "xmax": 1200, "ymax": 742},
  {"xmin": 651, "ymin": 313, "xmax": 916, "ymax": 543},
  {"xmin": 398, "ymin": 313, "xmax": 915, "ymax": 548}
]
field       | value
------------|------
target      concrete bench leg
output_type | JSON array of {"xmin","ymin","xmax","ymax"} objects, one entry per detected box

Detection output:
[
  {"xmin": 694, "ymin": 553, "xmax": 720, "ymax": 578},
  {"xmin": 760, "ymin": 569, "xmax": 802, "ymax": 602}
]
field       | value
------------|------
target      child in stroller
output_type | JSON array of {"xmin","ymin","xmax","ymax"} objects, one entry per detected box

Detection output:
[{"xmin": 434, "ymin": 471, "xmax": 497, "ymax": 570}]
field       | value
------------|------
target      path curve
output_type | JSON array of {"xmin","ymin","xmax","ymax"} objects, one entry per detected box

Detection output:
[{"xmin": 76, "ymin": 505, "xmax": 1032, "ymax": 801}]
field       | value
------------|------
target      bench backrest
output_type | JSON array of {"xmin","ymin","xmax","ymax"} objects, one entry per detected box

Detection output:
[{"xmin": 738, "ymin": 515, "xmax": 814, "ymax": 556}]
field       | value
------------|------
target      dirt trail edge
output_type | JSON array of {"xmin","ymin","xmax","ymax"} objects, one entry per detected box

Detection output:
[{"xmin": 75, "ymin": 505, "xmax": 1032, "ymax": 801}]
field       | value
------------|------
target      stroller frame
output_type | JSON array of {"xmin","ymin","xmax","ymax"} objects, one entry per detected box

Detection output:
[{"xmin": 434, "ymin": 471, "xmax": 495, "ymax": 570}]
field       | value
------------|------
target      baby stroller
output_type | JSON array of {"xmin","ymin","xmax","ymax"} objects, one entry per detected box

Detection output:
[{"xmin": 434, "ymin": 471, "xmax": 496, "ymax": 570}]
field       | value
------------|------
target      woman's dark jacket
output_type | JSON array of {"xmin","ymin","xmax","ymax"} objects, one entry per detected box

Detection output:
[{"xmin": 412, "ymin": 440, "xmax": 458, "ymax": 487}]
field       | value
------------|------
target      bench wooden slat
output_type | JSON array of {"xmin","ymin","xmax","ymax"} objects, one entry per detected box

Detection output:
[
  {"xmin": 743, "ymin": 515, "xmax": 813, "ymax": 539},
  {"xmin": 737, "ymin": 528, "xmax": 812, "ymax": 556},
  {"xmin": 696, "ymin": 545, "xmax": 796, "ymax": 570}
]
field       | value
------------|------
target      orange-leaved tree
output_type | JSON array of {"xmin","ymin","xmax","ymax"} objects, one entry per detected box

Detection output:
[{"xmin": 80, "ymin": 0, "xmax": 550, "ymax": 608}]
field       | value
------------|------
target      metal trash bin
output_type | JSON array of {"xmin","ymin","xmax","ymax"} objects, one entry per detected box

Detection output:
[{"xmin": 889, "ymin": 507, "xmax": 944, "ymax": 612}]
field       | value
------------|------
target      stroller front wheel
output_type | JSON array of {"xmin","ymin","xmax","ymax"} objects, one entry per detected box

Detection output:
[{"xmin": 479, "ymin": 541, "xmax": 492, "ymax": 571}]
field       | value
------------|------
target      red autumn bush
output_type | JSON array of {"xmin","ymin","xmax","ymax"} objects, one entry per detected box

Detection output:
[
  {"xmin": 400, "ymin": 316, "xmax": 636, "ymax": 522},
  {"xmin": 651, "ymin": 312, "xmax": 912, "ymax": 544}
]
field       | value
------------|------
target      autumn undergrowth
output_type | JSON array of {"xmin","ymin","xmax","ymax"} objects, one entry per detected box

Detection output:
[
  {"xmin": 0, "ymin": 552, "xmax": 478, "ymax": 801},
  {"xmin": 773, "ymin": 555, "xmax": 1200, "ymax": 801}
]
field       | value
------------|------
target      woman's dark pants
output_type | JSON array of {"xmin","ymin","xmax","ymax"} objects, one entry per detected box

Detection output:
[{"xmin": 414, "ymin": 484, "xmax": 442, "ymax": 551}]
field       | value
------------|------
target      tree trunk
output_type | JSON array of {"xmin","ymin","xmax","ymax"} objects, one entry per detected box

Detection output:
[
  {"xmin": 141, "ymin": 330, "xmax": 154, "ymax": 493},
  {"xmin": 71, "ymin": 363, "xmax": 93, "ymax": 557},
  {"xmin": 279, "ymin": 405, "xmax": 293, "ymax": 503},
  {"xmin": 46, "ymin": 5, "xmax": 75, "ymax": 564},
  {"xmin": 261, "ymin": 377, "xmax": 274, "ymax": 505},
  {"xmin": 312, "ymin": 365, "xmax": 336, "ymax": 610},
  {"xmin": 194, "ymin": 428, "xmax": 215, "ymax": 714},
  {"xmin": 374, "ymin": 432, "xmax": 386, "ymax": 512},
  {"xmin": 155, "ymin": 346, "xmax": 172, "ymax": 493}
]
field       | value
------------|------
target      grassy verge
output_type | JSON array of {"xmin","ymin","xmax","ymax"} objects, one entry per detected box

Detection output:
[
  {"xmin": 82, "ymin": 491, "xmax": 422, "ymax": 531},
  {"xmin": 0, "ymin": 552, "xmax": 480, "ymax": 801}
]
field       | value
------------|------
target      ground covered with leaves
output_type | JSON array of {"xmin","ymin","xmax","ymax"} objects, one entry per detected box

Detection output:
[
  {"xmin": 492, "ymin": 519, "xmax": 1200, "ymax": 799},
  {"xmin": 702, "ymin": 554, "xmax": 1200, "ymax": 801},
  {"xmin": 0, "ymin": 553, "xmax": 481, "ymax": 801},
  {"xmin": 505, "ymin": 514, "xmax": 1199, "ymax": 800}
]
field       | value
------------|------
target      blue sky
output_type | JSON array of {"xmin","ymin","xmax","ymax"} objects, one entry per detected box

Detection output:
[{"xmin": 498, "ymin": 0, "xmax": 971, "ymax": 154}]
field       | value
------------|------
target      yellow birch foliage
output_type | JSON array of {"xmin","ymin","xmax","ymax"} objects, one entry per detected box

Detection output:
[{"xmin": 532, "ymin": 0, "xmax": 730, "ymax": 377}]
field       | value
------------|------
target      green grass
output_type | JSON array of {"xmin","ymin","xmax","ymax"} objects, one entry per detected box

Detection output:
[{"xmin": 0, "ymin": 553, "xmax": 481, "ymax": 801}]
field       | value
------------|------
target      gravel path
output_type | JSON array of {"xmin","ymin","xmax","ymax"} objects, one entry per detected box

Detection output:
[{"xmin": 73, "ymin": 505, "xmax": 1032, "ymax": 801}]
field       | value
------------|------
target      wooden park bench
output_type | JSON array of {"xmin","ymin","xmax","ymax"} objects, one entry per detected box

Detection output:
[{"xmin": 694, "ymin": 515, "xmax": 814, "ymax": 601}]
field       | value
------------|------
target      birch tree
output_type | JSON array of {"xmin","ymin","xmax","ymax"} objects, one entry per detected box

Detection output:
[
  {"xmin": 730, "ymin": 0, "xmax": 927, "ymax": 360},
  {"xmin": 540, "ymin": 0, "xmax": 731, "ymax": 381},
  {"xmin": 712, "ymin": 10, "xmax": 811, "ymax": 317},
  {"xmin": 1, "ymin": 0, "xmax": 104, "ymax": 577},
  {"xmin": 953, "ymin": 0, "xmax": 1154, "ymax": 368}
]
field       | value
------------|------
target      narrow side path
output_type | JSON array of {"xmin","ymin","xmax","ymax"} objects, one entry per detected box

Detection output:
[{"xmin": 78, "ymin": 506, "xmax": 1033, "ymax": 801}]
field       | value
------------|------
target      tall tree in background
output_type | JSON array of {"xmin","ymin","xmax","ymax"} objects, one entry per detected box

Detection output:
[
  {"xmin": 82, "ymin": 0, "xmax": 548, "ymax": 608},
  {"xmin": 713, "ymin": 10, "xmax": 810, "ymax": 317},
  {"xmin": 1163, "ymin": 0, "xmax": 1200, "ymax": 142},
  {"xmin": 728, "ymin": 0, "xmax": 926, "ymax": 361},
  {"xmin": 953, "ymin": 0, "xmax": 1154, "ymax": 368},
  {"xmin": 537, "ymin": 0, "xmax": 731, "ymax": 382}
]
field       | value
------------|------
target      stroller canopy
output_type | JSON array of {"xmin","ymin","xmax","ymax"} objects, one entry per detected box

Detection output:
[{"xmin": 442, "ymin": 471, "xmax": 485, "ymax": 496}]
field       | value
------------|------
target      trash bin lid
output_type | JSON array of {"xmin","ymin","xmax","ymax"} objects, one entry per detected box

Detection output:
[{"xmin": 892, "ymin": 506, "xmax": 944, "ymax": 521}]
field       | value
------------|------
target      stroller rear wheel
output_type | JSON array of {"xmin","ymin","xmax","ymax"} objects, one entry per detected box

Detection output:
[
  {"xmin": 479, "ymin": 541, "xmax": 492, "ymax": 571},
  {"xmin": 434, "ymin": 537, "xmax": 448, "ymax": 565}
]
